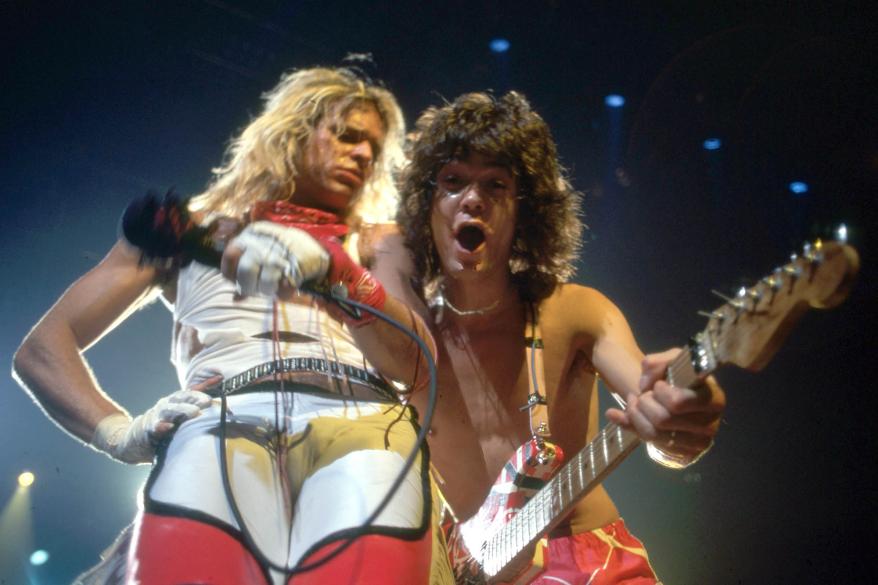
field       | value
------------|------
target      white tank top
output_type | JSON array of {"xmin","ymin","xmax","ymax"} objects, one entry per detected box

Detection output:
[{"xmin": 172, "ymin": 262, "xmax": 369, "ymax": 389}]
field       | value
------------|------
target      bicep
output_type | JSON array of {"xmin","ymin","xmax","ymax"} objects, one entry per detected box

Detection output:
[
  {"xmin": 583, "ymin": 291, "xmax": 644, "ymax": 398},
  {"xmin": 370, "ymin": 232, "xmax": 429, "ymax": 319},
  {"xmin": 41, "ymin": 240, "xmax": 164, "ymax": 350}
]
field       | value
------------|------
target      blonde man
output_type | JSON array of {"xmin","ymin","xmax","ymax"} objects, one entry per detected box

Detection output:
[{"xmin": 13, "ymin": 67, "xmax": 451, "ymax": 585}]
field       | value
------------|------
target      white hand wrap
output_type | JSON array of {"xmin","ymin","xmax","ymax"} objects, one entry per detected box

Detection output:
[
  {"xmin": 91, "ymin": 390, "xmax": 214, "ymax": 464},
  {"xmin": 229, "ymin": 221, "xmax": 330, "ymax": 296}
]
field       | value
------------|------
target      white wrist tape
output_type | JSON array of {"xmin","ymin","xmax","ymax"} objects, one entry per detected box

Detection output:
[
  {"xmin": 91, "ymin": 412, "xmax": 153, "ymax": 464},
  {"xmin": 91, "ymin": 390, "xmax": 213, "ymax": 464}
]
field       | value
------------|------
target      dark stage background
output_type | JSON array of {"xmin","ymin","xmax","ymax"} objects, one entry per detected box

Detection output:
[{"xmin": 1, "ymin": 1, "xmax": 875, "ymax": 583}]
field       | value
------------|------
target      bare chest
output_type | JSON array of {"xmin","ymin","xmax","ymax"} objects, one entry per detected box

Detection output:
[{"xmin": 419, "ymin": 319, "xmax": 594, "ymax": 520}]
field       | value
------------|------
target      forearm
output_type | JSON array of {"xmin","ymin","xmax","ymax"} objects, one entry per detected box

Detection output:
[
  {"xmin": 13, "ymin": 318, "xmax": 127, "ymax": 444},
  {"xmin": 348, "ymin": 294, "xmax": 436, "ymax": 393}
]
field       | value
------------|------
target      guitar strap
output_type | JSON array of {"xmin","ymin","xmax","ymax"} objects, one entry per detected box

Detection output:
[{"xmin": 523, "ymin": 303, "xmax": 551, "ymax": 439}]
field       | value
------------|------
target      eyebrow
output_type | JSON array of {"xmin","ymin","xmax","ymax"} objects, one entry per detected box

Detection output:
[
  {"xmin": 337, "ymin": 123, "xmax": 384, "ymax": 157},
  {"xmin": 444, "ymin": 159, "xmax": 513, "ymax": 174}
]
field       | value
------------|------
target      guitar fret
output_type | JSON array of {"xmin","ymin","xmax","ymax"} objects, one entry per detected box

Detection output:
[
  {"xmin": 514, "ymin": 514, "xmax": 521, "ymax": 558},
  {"xmin": 528, "ymin": 498, "xmax": 542, "ymax": 536},
  {"xmin": 539, "ymin": 487, "xmax": 547, "ymax": 529},
  {"xmin": 577, "ymin": 451, "xmax": 585, "ymax": 492},
  {"xmin": 589, "ymin": 441, "xmax": 596, "ymax": 478},
  {"xmin": 601, "ymin": 428, "xmax": 609, "ymax": 466}
]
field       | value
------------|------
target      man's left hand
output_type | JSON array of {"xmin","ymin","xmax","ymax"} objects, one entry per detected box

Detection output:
[{"xmin": 606, "ymin": 348, "xmax": 726, "ymax": 463}]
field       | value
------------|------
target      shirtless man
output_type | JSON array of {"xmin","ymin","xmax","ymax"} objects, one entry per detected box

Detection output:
[
  {"xmin": 13, "ymin": 67, "xmax": 451, "ymax": 585},
  {"xmin": 376, "ymin": 92, "xmax": 726, "ymax": 583}
]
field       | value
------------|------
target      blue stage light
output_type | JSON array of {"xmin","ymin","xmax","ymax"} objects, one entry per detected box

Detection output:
[
  {"xmin": 490, "ymin": 38, "xmax": 510, "ymax": 53},
  {"xmin": 30, "ymin": 549, "xmax": 49, "ymax": 565},
  {"xmin": 702, "ymin": 138, "xmax": 722, "ymax": 151},
  {"xmin": 789, "ymin": 181, "xmax": 809, "ymax": 194},
  {"xmin": 604, "ymin": 94, "xmax": 625, "ymax": 108}
]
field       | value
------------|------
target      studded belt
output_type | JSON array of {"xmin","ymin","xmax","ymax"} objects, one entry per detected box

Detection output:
[{"xmin": 204, "ymin": 357, "xmax": 398, "ymax": 403}]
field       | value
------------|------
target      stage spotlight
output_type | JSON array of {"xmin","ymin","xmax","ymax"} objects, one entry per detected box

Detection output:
[
  {"xmin": 490, "ymin": 38, "xmax": 510, "ymax": 53},
  {"xmin": 30, "ymin": 549, "xmax": 49, "ymax": 565},
  {"xmin": 604, "ymin": 94, "xmax": 625, "ymax": 108},
  {"xmin": 835, "ymin": 223, "xmax": 848, "ymax": 242},
  {"xmin": 702, "ymin": 138, "xmax": 722, "ymax": 151},
  {"xmin": 18, "ymin": 471, "xmax": 35, "ymax": 488},
  {"xmin": 789, "ymin": 181, "xmax": 809, "ymax": 194}
]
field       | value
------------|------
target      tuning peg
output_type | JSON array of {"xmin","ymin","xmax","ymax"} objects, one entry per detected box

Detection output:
[
  {"xmin": 783, "ymin": 263, "xmax": 802, "ymax": 278},
  {"xmin": 711, "ymin": 289, "xmax": 734, "ymax": 302},
  {"xmin": 740, "ymin": 286, "xmax": 762, "ymax": 301},
  {"xmin": 802, "ymin": 241, "xmax": 824, "ymax": 264},
  {"xmin": 698, "ymin": 309, "xmax": 725, "ymax": 320},
  {"xmin": 761, "ymin": 274, "xmax": 782, "ymax": 291}
]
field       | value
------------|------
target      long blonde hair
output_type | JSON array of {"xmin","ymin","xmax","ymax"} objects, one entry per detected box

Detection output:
[{"xmin": 188, "ymin": 67, "xmax": 405, "ymax": 225}]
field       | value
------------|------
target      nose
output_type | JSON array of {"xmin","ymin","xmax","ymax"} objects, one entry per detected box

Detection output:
[
  {"xmin": 350, "ymin": 140, "xmax": 374, "ymax": 170},
  {"xmin": 459, "ymin": 184, "xmax": 486, "ymax": 215}
]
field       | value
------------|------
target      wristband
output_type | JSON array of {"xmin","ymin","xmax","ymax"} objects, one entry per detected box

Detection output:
[
  {"xmin": 319, "ymin": 236, "xmax": 386, "ymax": 326},
  {"xmin": 646, "ymin": 439, "xmax": 714, "ymax": 469}
]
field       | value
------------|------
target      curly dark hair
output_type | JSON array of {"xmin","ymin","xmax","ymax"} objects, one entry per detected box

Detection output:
[{"xmin": 397, "ymin": 91, "xmax": 583, "ymax": 303}]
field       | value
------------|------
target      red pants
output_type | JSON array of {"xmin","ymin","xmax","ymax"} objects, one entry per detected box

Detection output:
[
  {"xmin": 127, "ymin": 512, "xmax": 438, "ymax": 584},
  {"xmin": 531, "ymin": 519, "xmax": 659, "ymax": 585}
]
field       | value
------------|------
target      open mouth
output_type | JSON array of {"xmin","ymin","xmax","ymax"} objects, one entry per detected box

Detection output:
[{"xmin": 455, "ymin": 225, "xmax": 486, "ymax": 252}]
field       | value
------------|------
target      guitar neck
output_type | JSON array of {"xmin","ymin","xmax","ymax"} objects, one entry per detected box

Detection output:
[{"xmin": 481, "ymin": 349, "xmax": 705, "ymax": 577}]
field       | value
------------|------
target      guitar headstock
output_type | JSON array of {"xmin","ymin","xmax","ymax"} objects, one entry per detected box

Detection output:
[{"xmin": 704, "ymin": 240, "xmax": 859, "ymax": 372}]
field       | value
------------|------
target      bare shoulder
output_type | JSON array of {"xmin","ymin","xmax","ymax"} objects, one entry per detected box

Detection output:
[
  {"xmin": 357, "ymin": 222, "xmax": 402, "ymax": 267},
  {"xmin": 540, "ymin": 283, "xmax": 620, "ymax": 329},
  {"xmin": 94, "ymin": 239, "xmax": 176, "ymax": 301},
  {"xmin": 365, "ymin": 225, "xmax": 414, "ymax": 274}
]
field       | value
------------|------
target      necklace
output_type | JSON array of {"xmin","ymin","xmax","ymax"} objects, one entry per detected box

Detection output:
[{"xmin": 438, "ymin": 291, "xmax": 501, "ymax": 316}]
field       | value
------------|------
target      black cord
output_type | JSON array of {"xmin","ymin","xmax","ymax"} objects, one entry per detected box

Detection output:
[{"xmin": 217, "ymin": 294, "xmax": 438, "ymax": 576}]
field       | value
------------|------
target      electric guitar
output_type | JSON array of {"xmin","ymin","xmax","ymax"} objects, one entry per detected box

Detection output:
[{"xmin": 446, "ymin": 240, "xmax": 860, "ymax": 585}]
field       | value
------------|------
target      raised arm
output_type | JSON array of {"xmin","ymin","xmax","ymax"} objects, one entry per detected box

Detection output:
[
  {"xmin": 356, "ymin": 227, "xmax": 436, "ymax": 392},
  {"xmin": 12, "ymin": 240, "xmax": 162, "ymax": 443},
  {"xmin": 572, "ymin": 286, "xmax": 725, "ymax": 466}
]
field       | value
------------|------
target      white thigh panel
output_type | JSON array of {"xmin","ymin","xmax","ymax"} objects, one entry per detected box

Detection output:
[{"xmin": 288, "ymin": 448, "xmax": 424, "ymax": 567}]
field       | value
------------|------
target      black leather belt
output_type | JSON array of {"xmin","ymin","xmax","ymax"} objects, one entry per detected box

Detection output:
[{"xmin": 204, "ymin": 358, "xmax": 399, "ymax": 403}]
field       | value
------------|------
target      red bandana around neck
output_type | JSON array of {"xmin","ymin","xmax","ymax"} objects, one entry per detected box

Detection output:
[{"xmin": 250, "ymin": 200, "xmax": 349, "ymax": 239}]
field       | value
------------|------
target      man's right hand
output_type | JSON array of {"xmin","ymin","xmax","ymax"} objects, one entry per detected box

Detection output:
[{"xmin": 91, "ymin": 376, "xmax": 220, "ymax": 464}]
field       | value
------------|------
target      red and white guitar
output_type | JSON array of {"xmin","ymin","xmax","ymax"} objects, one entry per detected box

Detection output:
[{"xmin": 446, "ymin": 240, "xmax": 860, "ymax": 585}]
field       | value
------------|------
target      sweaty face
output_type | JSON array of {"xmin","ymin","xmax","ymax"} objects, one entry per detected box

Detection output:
[
  {"xmin": 293, "ymin": 102, "xmax": 386, "ymax": 215},
  {"xmin": 429, "ymin": 152, "xmax": 519, "ymax": 281}
]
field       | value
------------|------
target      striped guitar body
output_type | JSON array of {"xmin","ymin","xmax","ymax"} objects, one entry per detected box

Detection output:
[{"xmin": 445, "ymin": 438, "xmax": 564, "ymax": 585}]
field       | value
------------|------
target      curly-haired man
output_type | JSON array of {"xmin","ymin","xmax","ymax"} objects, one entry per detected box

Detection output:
[
  {"xmin": 375, "ymin": 92, "xmax": 726, "ymax": 583},
  {"xmin": 13, "ymin": 67, "xmax": 452, "ymax": 585}
]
